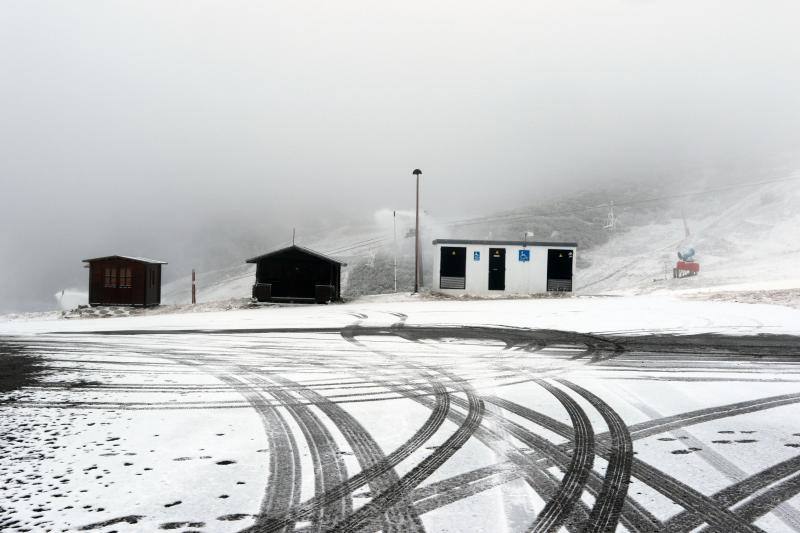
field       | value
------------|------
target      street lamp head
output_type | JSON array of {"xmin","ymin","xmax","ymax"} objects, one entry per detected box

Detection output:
[{"xmin": 412, "ymin": 169, "xmax": 422, "ymax": 176}]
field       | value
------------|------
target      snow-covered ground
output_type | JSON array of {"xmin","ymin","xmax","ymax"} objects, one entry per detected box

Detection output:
[
  {"xmin": 4, "ymin": 293, "xmax": 800, "ymax": 337},
  {"xmin": 2, "ymin": 296, "xmax": 800, "ymax": 532},
  {"xmin": 6, "ymin": 177, "xmax": 800, "ymax": 532}
]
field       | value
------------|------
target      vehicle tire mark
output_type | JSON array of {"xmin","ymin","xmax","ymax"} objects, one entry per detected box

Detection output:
[
  {"xmin": 664, "ymin": 454, "xmax": 800, "ymax": 531},
  {"xmin": 256, "ymin": 374, "xmax": 429, "ymax": 533},
  {"xmin": 616, "ymin": 392, "xmax": 800, "ymax": 444},
  {"xmin": 483, "ymin": 396, "xmax": 660, "ymax": 533},
  {"xmin": 250, "ymin": 375, "xmax": 351, "ymax": 531},
  {"xmin": 731, "ymin": 471, "xmax": 800, "ymax": 528},
  {"xmin": 558, "ymin": 379, "xmax": 632, "ymax": 533},
  {"xmin": 329, "ymin": 381, "xmax": 484, "ymax": 533},
  {"xmin": 528, "ymin": 379, "xmax": 595, "ymax": 533},
  {"xmin": 156, "ymin": 356, "xmax": 303, "ymax": 532}
]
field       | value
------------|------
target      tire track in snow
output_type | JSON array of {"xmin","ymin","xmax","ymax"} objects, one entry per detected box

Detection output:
[
  {"xmin": 335, "ymin": 329, "xmax": 570, "ymax": 531},
  {"xmin": 251, "ymin": 375, "xmax": 352, "ymax": 531},
  {"xmin": 155, "ymin": 355, "xmax": 304, "ymax": 532},
  {"xmin": 664, "ymin": 454, "xmax": 800, "ymax": 531},
  {"xmin": 409, "ymin": 462, "xmax": 521, "ymax": 515},
  {"xmin": 19, "ymin": 325, "xmax": 800, "ymax": 532},
  {"xmin": 631, "ymin": 459, "xmax": 763, "ymax": 532},
  {"xmin": 625, "ymin": 394, "xmax": 800, "ymax": 532},
  {"xmin": 243, "ymin": 327, "xmax": 455, "ymax": 532},
  {"xmin": 557, "ymin": 379, "xmax": 632, "ymax": 533},
  {"xmin": 732, "ymin": 472, "xmax": 800, "ymax": 528},
  {"xmin": 527, "ymin": 379, "xmax": 595, "ymax": 533},
  {"xmin": 354, "ymin": 326, "xmax": 606, "ymax": 530},
  {"xmin": 483, "ymin": 395, "xmax": 661, "ymax": 533},
  {"xmin": 249, "ymin": 374, "xmax": 435, "ymax": 533},
  {"xmin": 548, "ymin": 386, "xmax": 800, "ymax": 532},
  {"xmin": 448, "ymin": 333, "xmax": 657, "ymax": 533},
  {"xmin": 613, "ymin": 392, "xmax": 800, "ymax": 444},
  {"xmin": 329, "ymin": 380, "xmax": 484, "ymax": 533},
  {"xmin": 338, "ymin": 358, "xmax": 576, "ymax": 531}
]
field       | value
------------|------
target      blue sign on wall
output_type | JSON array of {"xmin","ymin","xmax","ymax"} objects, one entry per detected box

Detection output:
[
  {"xmin": 473, "ymin": 251, "xmax": 481, "ymax": 261},
  {"xmin": 518, "ymin": 249, "xmax": 530, "ymax": 262}
]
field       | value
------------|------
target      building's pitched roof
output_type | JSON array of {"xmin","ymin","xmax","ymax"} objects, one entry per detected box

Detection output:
[
  {"xmin": 245, "ymin": 245, "xmax": 347, "ymax": 266},
  {"xmin": 82, "ymin": 255, "xmax": 168, "ymax": 265},
  {"xmin": 431, "ymin": 239, "xmax": 578, "ymax": 248}
]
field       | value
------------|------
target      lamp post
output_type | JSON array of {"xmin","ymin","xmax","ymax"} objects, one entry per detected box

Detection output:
[
  {"xmin": 393, "ymin": 210, "xmax": 397, "ymax": 293},
  {"xmin": 412, "ymin": 169, "xmax": 422, "ymax": 293}
]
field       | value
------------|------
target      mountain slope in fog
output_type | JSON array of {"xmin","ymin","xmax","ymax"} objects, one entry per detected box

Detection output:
[
  {"xmin": 578, "ymin": 178, "xmax": 800, "ymax": 294},
  {"xmin": 160, "ymin": 176, "xmax": 800, "ymax": 304}
]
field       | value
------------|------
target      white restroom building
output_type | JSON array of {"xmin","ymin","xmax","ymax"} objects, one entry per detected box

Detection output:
[{"xmin": 431, "ymin": 239, "xmax": 577, "ymax": 296}]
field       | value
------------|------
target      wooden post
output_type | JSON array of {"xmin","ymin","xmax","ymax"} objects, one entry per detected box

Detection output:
[{"xmin": 191, "ymin": 269, "xmax": 196, "ymax": 304}]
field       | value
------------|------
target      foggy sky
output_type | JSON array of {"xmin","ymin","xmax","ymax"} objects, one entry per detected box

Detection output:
[{"xmin": 2, "ymin": 1, "xmax": 800, "ymax": 311}]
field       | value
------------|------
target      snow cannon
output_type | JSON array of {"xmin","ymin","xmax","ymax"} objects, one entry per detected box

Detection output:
[
  {"xmin": 674, "ymin": 246, "xmax": 699, "ymax": 278},
  {"xmin": 677, "ymin": 247, "xmax": 696, "ymax": 262}
]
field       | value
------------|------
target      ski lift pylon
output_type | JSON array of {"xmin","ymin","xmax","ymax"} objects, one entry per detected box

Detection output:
[{"xmin": 603, "ymin": 201, "xmax": 617, "ymax": 231}]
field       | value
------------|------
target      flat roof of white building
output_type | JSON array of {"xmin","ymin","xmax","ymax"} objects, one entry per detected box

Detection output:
[{"xmin": 432, "ymin": 239, "xmax": 578, "ymax": 248}]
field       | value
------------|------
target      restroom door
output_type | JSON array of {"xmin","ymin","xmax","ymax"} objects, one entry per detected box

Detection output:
[
  {"xmin": 488, "ymin": 248, "xmax": 506, "ymax": 290},
  {"xmin": 439, "ymin": 247, "xmax": 467, "ymax": 289},
  {"xmin": 547, "ymin": 249, "xmax": 574, "ymax": 291}
]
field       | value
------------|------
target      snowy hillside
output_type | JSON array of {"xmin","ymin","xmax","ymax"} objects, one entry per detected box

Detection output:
[
  {"xmin": 578, "ymin": 178, "xmax": 800, "ymax": 295},
  {"xmin": 162, "ymin": 263, "xmax": 255, "ymax": 305},
  {"xmin": 160, "ymin": 209, "xmax": 441, "ymax": 304},
  {"xmin": 153, "ymin": 176, "xmax": 800, "ymax": 306}
]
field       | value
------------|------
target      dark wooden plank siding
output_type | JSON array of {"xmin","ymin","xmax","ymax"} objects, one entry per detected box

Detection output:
[
  {"xmin": 87, "ymin": 259, "xmax": 161, "ymax": 307},
  {"xmin": 251, "ymin": 246, "xmax": 342, "ymax": 302}
]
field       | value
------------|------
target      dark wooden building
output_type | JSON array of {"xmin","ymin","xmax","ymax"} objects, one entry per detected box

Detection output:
[
  {"xmin": 246, "ymin": 245, "xmax": 345, "ymax": 304},
  {"xmin": 83, "ymin": 255, "xmax": 167, "ymax": 307}
]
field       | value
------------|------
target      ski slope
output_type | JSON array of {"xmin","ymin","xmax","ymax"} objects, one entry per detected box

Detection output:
[
  {"xmin": 577, "ymin": 179, "xmax": 800, "ymax": 297},
  {"xmin": 54, "ymin": 176, "xmax": 800, "ymax": 310}
]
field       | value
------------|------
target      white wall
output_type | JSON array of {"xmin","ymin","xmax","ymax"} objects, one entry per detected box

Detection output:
[{"xmin": 432, "ymin": 243, "xmax": 576, "ymax": 296}]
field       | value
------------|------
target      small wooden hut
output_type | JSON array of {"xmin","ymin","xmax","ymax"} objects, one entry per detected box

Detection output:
[
  {"xmin": 83, "ymin": 255, "xmax": 167, "ymax": 307},
  {"xmin": 246, "ymin": 245, "xmax": 345, "ymax": 304}
]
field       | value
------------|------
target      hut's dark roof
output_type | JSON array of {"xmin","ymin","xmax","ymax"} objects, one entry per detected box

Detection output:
[
  {"xmin": 82, "ymin": 255, "xmax": 168, "ymax": 265},
  {"xmin": 432, "ymin": 239, "xmax": 577, "ymax": 248},
  {"xmin": 245, "ymin": 245, "xmax": 347, "ymax": 266}
]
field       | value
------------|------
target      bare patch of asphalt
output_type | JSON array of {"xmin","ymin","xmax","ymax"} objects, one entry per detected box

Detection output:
[
  {"xmin": 1, "ymin": 324, "xmax": 800, "ymax": 532},
  {"xmin": 0, "ymin": 341, "xmax": 44, "ymax": 394}
]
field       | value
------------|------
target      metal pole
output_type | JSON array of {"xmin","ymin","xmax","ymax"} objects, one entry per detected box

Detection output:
[
  {"xmin": 411, "ymin": 168, "xmax": 422, "ymax": 293},
  {"xmin": 415, "ymin": 173, "xmax": 420, "ymax": 293},
  {"xmin": 191, "ymin": 269, "xmax": 196, "ymax": 305},
  {"xmin": 393, "ymin": 210, "xmax": 397, "ymax": 293}
]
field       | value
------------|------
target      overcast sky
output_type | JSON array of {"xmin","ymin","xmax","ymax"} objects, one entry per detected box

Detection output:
[{"xmin": 2, "ymin": 0, "xmax": 800, "ymax": 311}]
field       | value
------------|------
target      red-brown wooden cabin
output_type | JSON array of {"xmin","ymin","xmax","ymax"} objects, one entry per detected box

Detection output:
[{"xmin": 83, "ymin": 255, "xmax": 167, "ymax": 307}]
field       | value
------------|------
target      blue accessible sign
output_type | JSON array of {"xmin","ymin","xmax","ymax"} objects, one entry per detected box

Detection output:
[
  {"xmin": 473, "ymin": 251, "xmax": 481, "ymax": 261},
  {"xmin": 518, "ymin": 249, "xmax": 530, "ymax": 262}
]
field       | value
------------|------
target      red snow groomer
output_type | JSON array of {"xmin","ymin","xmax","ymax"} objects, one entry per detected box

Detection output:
[{"xmin": 673, "ymin": 248, "xmax": 699, "ymax": 278}]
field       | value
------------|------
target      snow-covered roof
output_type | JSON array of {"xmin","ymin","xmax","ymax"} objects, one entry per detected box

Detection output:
[
  {"xmin": 245, "ymin": 245, "xmax": 347, "ymax": 266},
  {"xmin": 432, "ymin": 239, "xmax": 577, "ymax": 248},
  {"xmin": 82, "ymin": 255, "xmax": 168, "ymax": 265}
]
